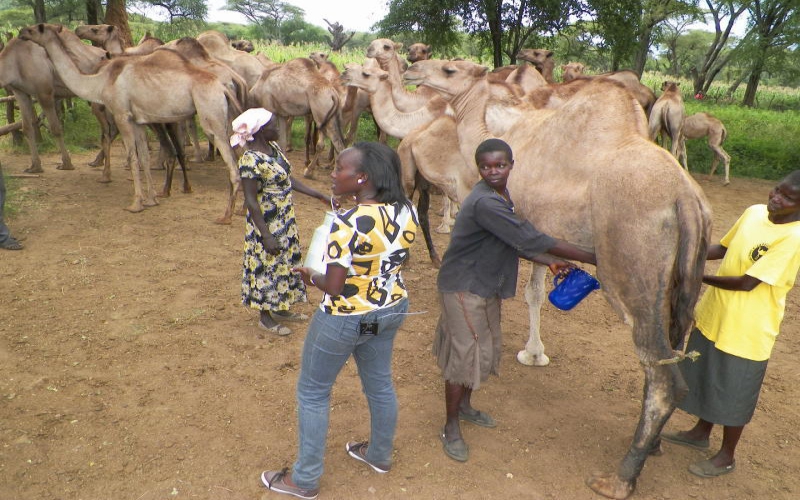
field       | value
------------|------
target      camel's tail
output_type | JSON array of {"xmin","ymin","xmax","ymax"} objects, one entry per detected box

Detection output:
[
  {"xmin": 224, "ymin": 86, "xmax": 243, "ymax": 132},
  {"xmin": 669, "ymin": 192, "xmax": 711, "ymax": 348},
  {"xmin": 318, "ymin": 92, "xmax": 345, "ymax": 153}
]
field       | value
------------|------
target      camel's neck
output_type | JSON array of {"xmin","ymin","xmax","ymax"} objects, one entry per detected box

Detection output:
[
  {"xmin": 368, "ymin": 79, "xmax": 442, "ymax": 138},
  {"xmin": 58, "ymin": 30, "xmax": 106, "ymax": 72},
  {"xmin": 541, "ymin": 60, "xmax": 555, "ymax": 84},
  {"xmin": 39, "ymin": 33, "xmax": 106, "ymax": 103},
  {"xmin": 449, "ymin": 79, "xmax": 492, "ymax": 166},
  {"xmin": 103, "ymin": 35, "xmax": 124, "ymax": 55}
]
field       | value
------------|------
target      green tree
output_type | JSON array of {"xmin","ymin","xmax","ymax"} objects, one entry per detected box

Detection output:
[
  {"xmin": 226, "ymin": 0, "xmax": 303, "ymax": 41},
  {"xmin": 378, "ymin": 0, "xmax": 582, "ymax": 68},
  {"xmin": 131, "ymin": 0, "xmax": 207, "ymax": 23},
  {"xmin": 687, "ymin": 0, "xmax": 751, "ymax": 95},
  {"xmin": 740, "ymin": 0, "xmax": 800, "ymax": 106}
]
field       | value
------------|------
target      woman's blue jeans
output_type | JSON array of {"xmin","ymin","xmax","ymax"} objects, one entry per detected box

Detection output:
[{"xmin": 291, "ymin": 298, "xmax": 409, "ymax": 489}]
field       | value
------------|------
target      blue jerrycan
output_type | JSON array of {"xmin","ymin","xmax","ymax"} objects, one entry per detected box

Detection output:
[{"xmin": 548, "ymin": 268, "xmax": 600, "ymax": 311}]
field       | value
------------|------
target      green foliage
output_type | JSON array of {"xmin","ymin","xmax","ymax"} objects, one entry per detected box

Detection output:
[{"xmin": 0, "ymin": 8, "xmax": 33, "ymax": 32}]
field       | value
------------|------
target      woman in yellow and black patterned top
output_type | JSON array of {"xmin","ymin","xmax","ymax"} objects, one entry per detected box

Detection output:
[{"xmin": 260, "ymin": 142, "xmax": 419, "ymax": 500}]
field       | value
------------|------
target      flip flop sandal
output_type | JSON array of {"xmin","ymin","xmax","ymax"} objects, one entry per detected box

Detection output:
[
  {"xmin": 440, "ymin": 428, "xmax": 469, "ymax": 462},
  {"xmin": 458, "ymin": 410, "xmax": 497, "ymax": 428},
  {"xmin": 259, "ymin": 321, "xmax": 292, "ymax": 336},
  {"xmin": 688, "ymin": 459, "xmax": 736, "ymax": 478},
  {"xmin": 0, "ymin": 240, "xmax": 23, "ymax": 250}
]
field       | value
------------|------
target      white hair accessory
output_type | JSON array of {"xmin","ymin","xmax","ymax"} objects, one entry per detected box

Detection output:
[{"xmin": 229, "ymin": 108, "xmax": 274, "ymax": 148}]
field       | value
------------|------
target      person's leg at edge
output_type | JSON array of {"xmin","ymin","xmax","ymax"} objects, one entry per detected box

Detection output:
[
  {"xmin": 677, "ymin": 418, "xmax": 714, "ymax": 443},
  {"xmin": 353, "ymin": 299, "xmax": 408, "ymax": 466},
  {"xmin": 710, "ymin": 425, "xmax": 743, "ymax": 468},
  {"xmin": 444, "ymin": 381, "xmax": 467, "ymax": 442},
  {"xmin": 290, "ymin": 311, "xmax": 359, "ymax": 490}
]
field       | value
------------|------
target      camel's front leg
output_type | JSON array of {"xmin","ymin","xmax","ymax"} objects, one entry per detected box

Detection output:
[{"xmin": 516, "ymin": 264, "xmax": 549, "ymax": 366}]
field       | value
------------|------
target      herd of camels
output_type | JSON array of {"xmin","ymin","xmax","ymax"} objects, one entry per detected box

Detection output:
[{"xmin": 6, "ymin": 23, "xmax": 733, "ymax": 499}]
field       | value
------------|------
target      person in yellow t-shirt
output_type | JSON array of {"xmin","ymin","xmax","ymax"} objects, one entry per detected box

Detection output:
[{"xmin": 662, "ymin": 170, "xmax": 800, "ymax": 479}]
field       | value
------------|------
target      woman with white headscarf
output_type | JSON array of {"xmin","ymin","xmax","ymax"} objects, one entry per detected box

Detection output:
[{"xmin": 232, "ymin": 108, "xmax": 335, "ymax": 335}]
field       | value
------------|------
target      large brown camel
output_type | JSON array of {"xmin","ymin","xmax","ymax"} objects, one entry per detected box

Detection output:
[
  {"xmin": 681, "ymin": 112, "xmax": 731, "ymax": 185},
  {"xmin": 404, "ymin": 59, "xmax": 711, "ymax": 499},
  {"xmin": 249, "ymin": 57, "xmax": 346, "ymax": 178},
  {"xmin": 649, "ymin": 81, "xmax": 686, "ymax": 168},
  {"xmin": 20, "ymin": 23, "xmax": 242, "ymax": 222},
  {"xmin": 0, "ymin": 32, "xmax": 103, "ymax": 173}
]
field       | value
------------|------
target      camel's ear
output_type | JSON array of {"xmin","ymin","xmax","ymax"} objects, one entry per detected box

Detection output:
[
  {"xmin": 56, "ymin": 25, "xmax": 64, "ymax": 33},
  {"xmin": 107, "ymin": 25, "xmax": 115, "ymax": 34},
  {"xmin": 475, "ymin": 65, "xmax": 489, "ymax": 78},
  {"xmin": 37, "ymin": 24, "xmax": 45, "ymax": 33},
  {"xmin": 378, "ymin": 72, "xmax": 389, "ymax": 81},
  {"xmin": 394, "ymin": 42, "xmax": 403, "ymax": 51},
  {"xmin": 560, "ymin": 64, "xmax": 567, "ymax": 70},
  {"xmin": 424, "ymin": 44, "xmax": 431, "ymax": 52},
  {"xmin": 545, "ymin": 50, "xmax": 553, "ymax": 58}
]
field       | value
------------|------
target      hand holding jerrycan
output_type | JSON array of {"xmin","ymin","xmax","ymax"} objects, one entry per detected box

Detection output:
[
  {"xmin": 548, "ymin": 268, "xmax": 600, "ymax": 311},
  {"xmin": 303, "ymin": 211, "xmax": 335, "ymax": 275}
]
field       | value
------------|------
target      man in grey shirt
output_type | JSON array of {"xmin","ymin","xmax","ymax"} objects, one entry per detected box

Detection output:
[{"xmin": 433, "ymin": 139, "xmax": 595, "ymax": 462}]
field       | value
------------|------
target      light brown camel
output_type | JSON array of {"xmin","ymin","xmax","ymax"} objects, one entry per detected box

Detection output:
[
  {"xmin": 406, "ymin": 42, "xmax": 431, "ymax": 63},
  {"xmin": 197, "ymin": 30, "xmax": 273, "ymax": 89},
  {"xmin": 681, "ymin": 111, "xmax": 731, "ymax": 185},
  {"xmin": 0, "ymin": 32, "xmax": 103, "ymax": 172},
  {"xmin": 560, "ymin": 61, "xmax": 657, "ymax": 114},
  {"xmin": 649, "ymin": 81, "xmax": 686, "ymax": 168},
  {"xmin": 366, "ymin": 38, "xmax": 438, "ymax": 112},
  {"xmin": 20, "ymin": 23, "xmax": 242, "ymax": 222},
  {"xmin": 249, "ymin": 57, "xmax": 346, "ymax": 178},
  {"xmin": 404, "ymin": 59, "xmax": 711, "ymax": 499}
]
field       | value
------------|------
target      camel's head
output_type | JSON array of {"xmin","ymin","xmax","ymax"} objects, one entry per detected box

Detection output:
[
  {"xmin": 406, "ymin": 43, "xmax": 432, "ymax": 63},
  {"xmin": 75, "ymin": 24, "xmax": 116, "ymax": 44},
  {"xmin": 403, "ymin": 59, "xmax": 488, "ymax": 100},
  {"xmin": 341, "ymin": 62, "xmax": 388, "ymax": 92},
  {"xmin": 231, "ymin": 39, "xmax": 254, "ymax": 52},
  {"xmin": 366, "ymin": 38, "xmax": 401, "ymax": 61},
  {"xmin": 18, "ymin": 23, "xmax": 58, "ymax": 44},
  {"xmin": 661, "ymin": 81, "xmax": 680, "ymax": 92},
  {"xmin": 309, "ymin": 51, "xmax": 329, "ymax": 67},
  {"xmin": 517, "ymin": 48, "xmax": 553, "ymax": 68},
  {"xmin": 561, "ymin": 62, "xmax": 585, "ymax": 82}
]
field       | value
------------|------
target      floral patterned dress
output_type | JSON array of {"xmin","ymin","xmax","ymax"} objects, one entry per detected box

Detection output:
[{"xmin": 239, "ymin": 144, "xmax": 307, "ymax": 312}]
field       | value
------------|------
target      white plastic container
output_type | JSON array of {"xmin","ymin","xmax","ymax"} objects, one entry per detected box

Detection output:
[{"xmin": 303, "ymin": 211, "xmax": 335, "ymax": 275}]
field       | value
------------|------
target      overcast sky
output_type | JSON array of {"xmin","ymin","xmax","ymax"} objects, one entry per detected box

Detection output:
[{"xmin": 206, "ymin": 0, "xmax": 389, "ymax": 33}]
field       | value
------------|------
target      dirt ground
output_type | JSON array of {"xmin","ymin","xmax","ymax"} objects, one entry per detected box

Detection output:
[{"xmin": 2, "ymin": 145, "xmax": 799, "ymax": 500}]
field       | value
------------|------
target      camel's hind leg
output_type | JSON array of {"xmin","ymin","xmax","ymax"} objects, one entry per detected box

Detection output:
[
  {"xmin": 587, "ymin": 318, "xmax": 687, "ymax": 499},
  {"xmin": 38, "ymin": 93, "xmax": 74, "ymax": 171},
  {"xmin": 517, "ymin": 264, "xmax": 550, "ymax": 366},
  {"xmin": 708, "ymin": 144, "xmax": 731, "ymax": 186}
]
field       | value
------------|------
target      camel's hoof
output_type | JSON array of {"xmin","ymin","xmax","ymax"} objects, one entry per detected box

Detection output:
[
  {"xmin": 24, "ymin": 166, "xmax": 44, "ymax": 174},
  {"xmin": 157, "ymin": 191, "xmax": 171, "ymax": 198},
  {"xmin": 303, "ymin": 168, "xmax": 314, "ymax": 179},
  {"xmin": 516, "ymin": 350, "xmax": 550, "ymax": 367},
  {"xmin": 182, "ymin": 188, "xmax": 193, "ymax": 194},
  {"xmin": 214, "ymin": 216, "xmax": 232, "ymax": 225},
  {"xmin": 56, "ymin": 164, "xmax": 75, "ymax": 171},
  {"xmin": 88, "ymin": 160, "xmax": 102, "ymax": 167},
  {"xmin": 586, "ymin": 472, "xmax": 635, "ymax": 500},
  {"xmin": 143, "ymin": 199, "xmax": 159, "ymax": 207},
  {"xmin": 97, "ymin": 177, "xmax": 112, "ymax": 184},
  {"xmin": 723, "ymin": 180, "xmax": 730, "ymax": 186},
  {"xmin": 435, "ymin": 224, "xmax": 452, "ymax": 234},
  {"xmin": 125, "ymin": 204, "xmax": 145, "ymax": 213}
]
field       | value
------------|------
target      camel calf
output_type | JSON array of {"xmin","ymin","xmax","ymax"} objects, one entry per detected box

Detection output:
[
  {"xmin": 649, "ymin": 81, "xmax": 686, "ymax": 168},
  {"xmin": 681, "ymin": 112, "xmax": 731, "ymax": 185}
]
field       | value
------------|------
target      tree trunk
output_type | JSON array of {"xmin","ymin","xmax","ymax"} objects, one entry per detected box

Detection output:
[
  {"xmin": 742, "ymin": 63, "xmax": 763, "ymax": 107},
  {"xmin": 33, "ymin": 0, "xmax": 46, "ymax": 23},
  {"xmin": 632, "ymin": 25, "xmax": 654, "ymax": 77},
  {"xmin": 86, "ymin": 0, "xmax": 103, "ymax": 25},
  {"xmin": 104, "ymin": 0, "xmax": 133, "ymax": 48}
]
